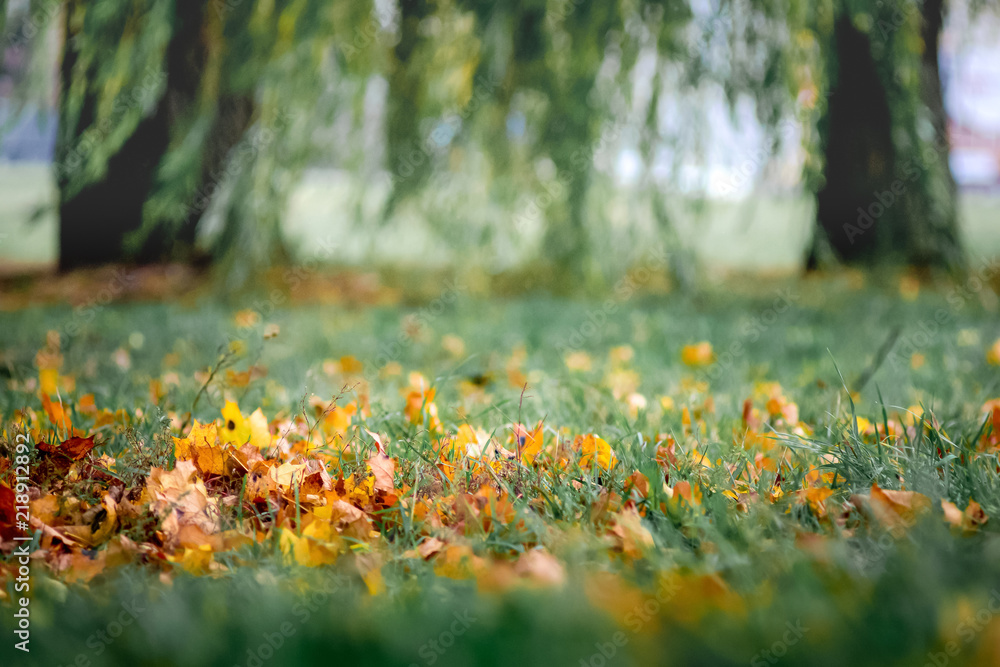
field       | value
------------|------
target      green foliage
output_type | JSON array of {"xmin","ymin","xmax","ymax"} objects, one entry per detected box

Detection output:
[{"xmin": 3, "ymin": 0, "xmax": 986, "ymax": 279}]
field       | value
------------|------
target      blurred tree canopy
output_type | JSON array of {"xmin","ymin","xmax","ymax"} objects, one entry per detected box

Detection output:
[{"xmin": 0, "ymin": 0, "xmax": 986, "ymax": 284}]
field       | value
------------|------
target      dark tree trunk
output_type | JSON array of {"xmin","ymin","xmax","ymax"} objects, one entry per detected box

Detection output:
[
  {"xmin": 56, "ymin": 1, "xmax": 171, "ymax": 270},
  {"xmin": 57, "ymin": 2, "xmax": 254, "ymax": 270},
  {"xmin": 810, "ymin": 15, "xmax": 898, "ymax": 267},
  {"xmin": 809, "ymin": 7, "xmax": 962, "ymax": 271}
]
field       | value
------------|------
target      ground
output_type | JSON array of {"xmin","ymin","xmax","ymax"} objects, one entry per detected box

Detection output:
[{"xmin": 3, "ymin": 264, "xmax": 1000, "ymax": 665}]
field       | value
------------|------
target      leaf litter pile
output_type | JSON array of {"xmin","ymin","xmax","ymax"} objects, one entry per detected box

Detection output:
[{"xmin": 5, "ymin": 284, "xmax": 1000, "ymax": 665}]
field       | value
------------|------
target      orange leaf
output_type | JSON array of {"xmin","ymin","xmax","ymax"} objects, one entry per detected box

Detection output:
[
  {"xmin": 41, "ymin": 393, "xmax": 72, "ymax": 433},
  {"xmin": 37, "ymin": 436, "xmax": 96, "ymax": 461},
  {"xmin": 367, "ymin": 453, "xmax": 395, "ymax": 493}
]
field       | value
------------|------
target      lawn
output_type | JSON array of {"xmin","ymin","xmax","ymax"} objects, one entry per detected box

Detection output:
[{"xmin": 3, "ymin": 266, "xmax": 1000, "ymax": 666}]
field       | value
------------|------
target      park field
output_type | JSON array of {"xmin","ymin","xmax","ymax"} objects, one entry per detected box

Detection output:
[{"xmin": 3, "ymin": 264, "xmax": 1000, "ymax": 665}]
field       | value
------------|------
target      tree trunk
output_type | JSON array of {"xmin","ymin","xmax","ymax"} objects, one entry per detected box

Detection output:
[
  {"xmin": 57, "ymin": 2, "xmax": 255, "ymax": 270},
  {"xmin": 810, "ymin": 15, "xmax": 898, "ymax": 267},
  {"xmin": 56, "ymin": 1, "xmax": 171, "ymax": 270},
  {"xmin": 809, "ymin": 8, "xmax": 962, "ymax": 270}
]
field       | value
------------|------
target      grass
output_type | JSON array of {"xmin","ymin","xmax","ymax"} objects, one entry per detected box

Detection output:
[{"xmin": 3, "ymin": 268, "xmax": 1000, "ymax": 665}]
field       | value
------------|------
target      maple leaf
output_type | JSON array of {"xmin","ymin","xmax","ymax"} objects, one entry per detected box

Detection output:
[
  {"xmin": 512, "ymin": 421, "xmax": 544, "ymax": 465},
  {"xmin": 37, "ymin": 436, "xmax": 97, "ymax": 461},
  {"xmin": 280, "ymin": 528, "xmax": 341, "ymax": 568},
  {"xmin": 39, "ymin": 367, "xmax": 59, "ymax": 396},
  {"xmin": 796, "ymin": 487, "xmax": 835, "ymax": 517},
  {"xmin": 367, "ymin": 452, "xmax": 395, "ymax": 493},
  {"xmin": 403, "ymin": 381, "xmax": 441, "ymax": 430},
  {"xmin": 942, "ymin": 498, "xmax": 988, "ymax": 532},
  {"xmin": 173, "ymin": 421, "xmax": 226, "ymax": 477},
  {"xmin": 0, "ymin": 485, "xmax": 17, "ymax": 541},
  {"xmin": 146, "ymin": 460, "xmax": 221, "ymax": 547},
  {"xmin": 61, "ymin": 493, "xmax": 118, "ymax": 547},
  {"xmin": 609, "ymin": 506, "xmax": 655, "ymax": 559},
  {"xmin": 417, "ymin": 536, "xmax": 446, "ymax": 560},
  {"xmin": 867, "ymin": 483, "xmax": 932, "ymax": 531},
  {"xmin": 324, "ymin": 500, "xmax": 374, "ymax": 543},
  {"xmin": 576, "ymin": 434, "xmax": 616, "ymax": 470},
  {"xmin": 59, "ymin": 550, "xmax": 108, "ymax": 584},
  {"xmin": 220, "ymin": 400, "xmax": 251, "ymax": 446},
  {"xmin": 624, "ymin": 470, "xmax": 650, "ymax": 499},
  {"xmin": 169, "ymin": 544, "xmax": 215, "ymax": 575},
  {"xmin": 40, "ymin": 393, "xmax": 72, "ymax": 433}
]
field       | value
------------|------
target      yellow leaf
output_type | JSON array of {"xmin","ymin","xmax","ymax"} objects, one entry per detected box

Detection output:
[
  {"xmin": 681, "ymin": 342, "xmax": 714, "ymax": 367},
  {"xmin": 173, "ymin": 421, "xmax": 226, "ymax": 477},
  {"xmin": 220, "ymin": 400, "xmax": 251, "ymax": 446},
  {"xmin": 988, "ymin": 338, "xmax": 1000, "ymax": 366},
  {"xmin": 247, "ymin": 408, "xmax": 272, "ymax": 450},
  {"xmin": 577, "ymin": 434, "xmax": 615, "ymax": 470},
  {"xmin": 169, "ymin": 545, "xmax": 214, "ymax": 575},
  {"xmin": 564, "ymin": 351, "xmax": 592, "ymax": 372},
  {"xmin": 39, "ymin": 367, "xmax": 59, "ymax": 396}
]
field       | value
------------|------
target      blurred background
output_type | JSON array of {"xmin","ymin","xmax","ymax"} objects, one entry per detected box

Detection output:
[{"xmin": 0, "ymin": 0, "xmax": 998, "ymax": 289}]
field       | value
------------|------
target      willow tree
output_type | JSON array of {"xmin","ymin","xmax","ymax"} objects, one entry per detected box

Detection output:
[
  {"xmin": 45, "ymin": 0, "xmax": 372, "ymax": 276},
  {"xmin": 438, "ymin": 0, "xmax": 693, "ymax": 280}
]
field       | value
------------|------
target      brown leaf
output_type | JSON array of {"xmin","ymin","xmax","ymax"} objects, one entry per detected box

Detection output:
[
  {"xmin": 327, "ymin": 499, "xmax": 373, "ymax": 543},
  {"xmin": 146, "ymin": 460, "xmax": 221, "ymax": 547},
  {"xmin": 367, "ymin": 452, "xmax": 395, "ymax": 493},
  {"xmin": 418, "ymin": 536, "xmax": 445, "ymax": 560},
  {"xmin": 942, "ymin": 498, "xmax": 989, "ymax": 532},
  {"xmin": 0, "ymin": 484, "xmax": 16, "ymax": 541},
  {"xmin": 942, "ymin": 499, "xmax": 964, "ymax": 528},
  {"xmin": 514, "ymin": 549, "xmax": 566, "ymax": 587},
  {"xmin": 37, "ymin": 436, "xmax": 97, "ymax": 461},
  {"xmin": 625, "ymin": 470, "xmax": 650, "ymax": 499},
  {"xmin": 869, "ymin": 483, "xmax": 932, "ymax": 531}
]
